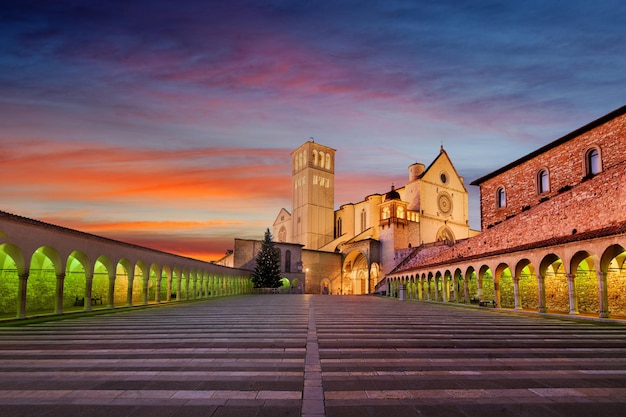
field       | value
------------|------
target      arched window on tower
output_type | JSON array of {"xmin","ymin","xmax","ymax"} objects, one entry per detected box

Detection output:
[
  {"xmin": 496, "ymin": 187, "xmax": 506, "ymax": 208},
  {"xmin": 336, "ymin": 217, "xmax": 342, "ymax": 238},
  {"xmin": 537, "ymin": 169, "xmax": 550, "ymax": 194},
  {"xmin": 585, "ymin": 147, "xmax": 602, "ymax": 177},
  {"xmin": 360, "ymin": 209, "xmax": 367, "ymax": 232},
  {"xmin": 312, "ymin": 149, "xmax": 318, "ymax": 166},
  {"xmin": 325, "ymin": 153, "xmax": 331, "ymax": 170}
]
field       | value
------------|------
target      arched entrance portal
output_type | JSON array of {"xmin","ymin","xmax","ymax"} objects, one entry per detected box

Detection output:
[
  {"xmin": 320, "ymin": 279, "xmax": 331, "ymax": 295},
  {"xmin": 341, "ymin": 251, "xmax": 369, "ymax": 295}
]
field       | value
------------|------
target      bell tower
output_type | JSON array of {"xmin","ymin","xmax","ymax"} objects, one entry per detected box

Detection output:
[{"xmin": 291, "ymin": 141, "xmax": 335, "ymax": 249}]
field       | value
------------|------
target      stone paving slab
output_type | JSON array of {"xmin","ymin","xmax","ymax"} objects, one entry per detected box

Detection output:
[
  {"xmin": 2, "ymin": 295, "xmax": 626, "ymax": 416},
  {"xmin": 312, "ymin": 296, "xmax": 626, "ymax": 417}
]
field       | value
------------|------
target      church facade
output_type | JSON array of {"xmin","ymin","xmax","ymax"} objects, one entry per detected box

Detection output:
[{"xmin": 270, "ymin": 141, "xmax": 475, "ymax": 295}]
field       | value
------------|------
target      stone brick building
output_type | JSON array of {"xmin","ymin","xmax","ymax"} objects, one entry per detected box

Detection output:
[{"xmin": 385, "ymin": 105, "xmax": 626, "ymax": 319}]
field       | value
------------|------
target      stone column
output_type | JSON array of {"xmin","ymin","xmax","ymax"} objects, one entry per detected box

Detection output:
[
  {"xmin": 537, "ymin": 274, "xmax": 547, "ymax": 313},
  {"xmin": 442, "ymin": 278, "xmax": 448, "ymax": 302},
  {"xmin": 17, "ymin": 273, "xmax": 29, "ymax": 319},
  {"xmin": 108, "ymin": 274, "xmax": 115, "ymax": 309},
  {"xmin": 127, "ymin": 269, "xmax": 135, "ymax": 307},
  {"xmin": 463, "ymin": 277, "xmax": 470, "ymax": 304},
  {"xmin": 142, "ymin": 276, "xmax": 149, "ymax": 305},
  {"xmin": 477, "ymin": 277, "xmax": 483, "ymax": 302},
  {"xmin": 450, "ymin": 276, "xmax": 459, "ymax": 303},
  {"xmin": 84, "ymin": 274, "xmax": 94, "ymax": 312},
  {"xmin": 426, "ymin": 279, "xmax": 431, "ymax": 301},
  {"xmin": 494, "ymin": 280, "xmax": 500, "ymax": 308},
  {"xmin": 167, "ymin": 274, "xmax": 172, "ymax": 302},
  {"xmin": 597, "ymin": 271, "xmax": 609, "ymax": 318},
  {"xmin": 55, "ymin": 273, "xmax": 65, "ymax": 315},
  {"xmin": 156, "ymin": 274, "xmax": 162, "ymax": 304},
  {"xmin": 172, "ymin": 275, "xmax": 182, "ymax": 301},
  {"xmin": 513, "ymin": 276, "xmax": 521, "ymax": 311},
  {"xmin": 566, "ymin": 273, "xmax": 579, "ymax": 315}
]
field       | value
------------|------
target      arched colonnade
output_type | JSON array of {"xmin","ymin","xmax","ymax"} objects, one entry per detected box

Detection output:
[
  {"xmin": 386, "ymin": 236, "xmax": 626, "ymax": 319},
  {"xmin": 0, "ymin": 212, "xmax": 252, "ymax": 319}
]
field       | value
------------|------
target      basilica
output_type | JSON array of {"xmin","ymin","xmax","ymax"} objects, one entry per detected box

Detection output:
[{"xmin": 219, "ymin": 141, "xmax": 478, "ymax": 295}]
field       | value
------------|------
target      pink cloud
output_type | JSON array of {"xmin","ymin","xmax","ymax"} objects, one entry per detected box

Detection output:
[{"xmin": 1, "ymin": 139, "xmax": 292, "ymax": 205}]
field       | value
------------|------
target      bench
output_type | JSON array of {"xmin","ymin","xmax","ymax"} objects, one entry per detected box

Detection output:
[
  {"xmin": 479, "ymin": 300, "xmax": 496, "ymax": 308},
  {"xmin": 74, "ymin": 295, "xmax": 103, "ymax": 306}
]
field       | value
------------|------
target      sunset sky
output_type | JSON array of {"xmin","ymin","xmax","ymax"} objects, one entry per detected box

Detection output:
[{"xmin": 2, "ymin": 1, "xmax": 625, "ymax": 261}]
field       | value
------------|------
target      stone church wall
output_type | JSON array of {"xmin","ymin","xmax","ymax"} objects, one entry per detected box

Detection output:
[{"xmin": 302, "ymin": 249, "xmax": 342, "ymax": 294}]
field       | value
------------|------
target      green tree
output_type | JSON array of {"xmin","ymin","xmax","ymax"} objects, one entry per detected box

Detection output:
[{"xmin": 252, "ymin": 228, "xmax": 283, "ymax": 289}]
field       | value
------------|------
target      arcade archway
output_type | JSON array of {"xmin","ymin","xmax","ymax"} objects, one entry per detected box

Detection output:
[{"xmin": 341, "ymin": 251, "xmax": 369, "ymax": 295}]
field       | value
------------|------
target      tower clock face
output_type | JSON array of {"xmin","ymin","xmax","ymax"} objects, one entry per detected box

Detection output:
[{"xmin": 438, "ymin": 193, "xmax": 452, "ymax": 214}]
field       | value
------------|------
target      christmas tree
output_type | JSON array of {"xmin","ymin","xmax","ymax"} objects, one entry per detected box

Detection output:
[{"xmin": 251, "ymin": 228, "xmax": 283, "ymax": 289}]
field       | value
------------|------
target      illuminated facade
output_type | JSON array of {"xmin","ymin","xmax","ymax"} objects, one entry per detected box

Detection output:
[
  {"xmin": 273, "ymin": 143, "xmax": 474, "ymax": 295},
  {"xmin": 289, "ymin": 141, "xmax": 336, "ymax": 249},
  {"xmin": 384, "ymin": 105, "xmax": 626, "ymax": 319}
]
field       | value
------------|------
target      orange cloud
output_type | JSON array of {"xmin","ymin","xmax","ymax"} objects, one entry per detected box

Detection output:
[
  {"xmin": 1, "ymin": 139, "xmax": 292, "ymax": 205},
  {"xmin": 0, "ymin": 139, "xmax": 293, "ymax": 260},
  {"xmin": 43, "ymin": 218, "xmax": 244, "ymax": 233}
]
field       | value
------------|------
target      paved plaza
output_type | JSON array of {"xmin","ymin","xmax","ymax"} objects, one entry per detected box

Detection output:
[{"xmin": 1, "ymin": 296, "xmax": 626, "ymax": 417}]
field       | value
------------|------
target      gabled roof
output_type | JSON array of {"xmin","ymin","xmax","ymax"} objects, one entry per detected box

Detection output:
[
  {"xmin": 471, "ymin": 105, "xmax": 626, "ymax": 186},
  {"xmin": 273, "ymin": 208, "xmax": 291, "ymax": 226},
  {"xmin": 420, "ymin": 146, "xmax": 468, "ymax": 192}
]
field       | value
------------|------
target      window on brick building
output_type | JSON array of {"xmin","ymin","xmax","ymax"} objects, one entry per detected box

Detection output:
[
  {"xmin": 537, "ymin": 169, "xmax": 550, "ymax": 194},
  {"xmin": 585, "ymin": 148, "xmax": 602, "ymax": 176},
  {"xmin": 496, "ymin": 187, "xmax": 506, "ymax": 208}
]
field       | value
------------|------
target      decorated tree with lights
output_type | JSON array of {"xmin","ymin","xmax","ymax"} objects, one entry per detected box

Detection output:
[{"xmin": 252, "ymin": 228, "xmax": 283, "ymax": 289}]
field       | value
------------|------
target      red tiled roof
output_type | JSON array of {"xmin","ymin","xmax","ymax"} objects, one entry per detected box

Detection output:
[{"xmin": 393, "ymin": 220, "xmax": 626, "ymax": 273}]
